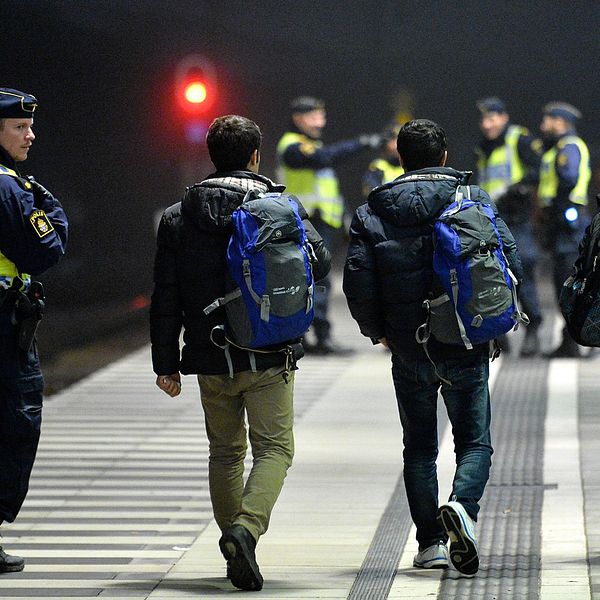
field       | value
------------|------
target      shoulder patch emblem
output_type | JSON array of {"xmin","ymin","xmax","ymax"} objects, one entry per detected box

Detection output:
[
  {"xmin": 29, "ymin": 209, "xmax": 54, "ymax": 238},
  {"xmin": 531, "ymin": 139, "xmax": 543, "ymax": 153},
  {"xmin": 558, "ymin": 153, "xmax": 569, "ymax": 167}
]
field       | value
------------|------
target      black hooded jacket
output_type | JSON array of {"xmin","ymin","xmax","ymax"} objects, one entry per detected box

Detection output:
[
  {"xmin": 150, "ymin": 170, "xmax": 331, "ymax": 376},
  {"xmin": 343, "ymin": 167, "xmax": 523, "ymax": 360}
]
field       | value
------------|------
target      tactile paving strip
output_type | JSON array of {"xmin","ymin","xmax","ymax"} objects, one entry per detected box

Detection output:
[
  {"xmin": 439, "ymin": 357, "xmax": 548, "ymax": 600},
  {"xmin": 346, "ymin": 357, "xmax": 549, "ymax": 600},
  {"xmin": 347, "ymin": 478, "xmax": 413, "ymax": 600}
]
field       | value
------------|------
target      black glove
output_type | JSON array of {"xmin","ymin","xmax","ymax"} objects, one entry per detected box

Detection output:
[
  {"xmin": 496, "ymin": 184, "xmax": 533, "ymax": 225},
  {"xmin": 25, "ymin": 176, "xmax": 55, "ymax": 207},
  {"xmin": 505, "ymin": 183, "xmax": 532, "ymax": 202},
  {"xmin": 358, "ymin": 133, "xmax": 383, "ymax": 149}
]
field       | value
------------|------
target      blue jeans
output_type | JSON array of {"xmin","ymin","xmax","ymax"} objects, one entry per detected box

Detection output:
[{"xmin": 391, "ymin": 353, "xmax": 493, "ymax": 549}]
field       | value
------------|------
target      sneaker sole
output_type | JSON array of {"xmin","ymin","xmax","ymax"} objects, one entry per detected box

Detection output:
[
  {"xmin": 219, "ymin": 532, "xmax": 263, "ymax": 591},
  {"xmin": 0, "ymin": 563, "xmax": 24, "ymax": 573},
  {"xmin": 437, "ymin": 506, "xmax": 479, "ymax": 575}
]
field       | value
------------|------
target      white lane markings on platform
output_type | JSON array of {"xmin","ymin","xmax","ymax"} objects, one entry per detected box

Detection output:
[{"xmin": 540, "ymin": 359, "xmax": 591, "ymax": 599}]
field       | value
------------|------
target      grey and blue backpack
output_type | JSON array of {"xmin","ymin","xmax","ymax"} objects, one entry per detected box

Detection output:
[
  {"xmin": 204, "ymin": 190, "xmax": 315, "ymax": 353},
  {"xmin": 417, "ymin": 185, "xmax": 528, "ymax": 354}
]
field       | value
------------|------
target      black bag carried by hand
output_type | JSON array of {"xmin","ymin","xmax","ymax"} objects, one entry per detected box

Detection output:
[{"xmin": 560, "ymin": 195, "xmax": 600, "ymax": 346}]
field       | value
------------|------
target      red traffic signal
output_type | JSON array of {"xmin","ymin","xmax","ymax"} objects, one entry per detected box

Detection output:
[
  {"xmin": 184, "ymin": 81, "xmax": 208, "ymax": 105},
  {"xmin": 175, "ymin": 54, "xmax": 216, "ymax": 114}
]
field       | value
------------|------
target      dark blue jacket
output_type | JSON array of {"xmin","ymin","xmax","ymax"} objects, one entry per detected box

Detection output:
[
  {"xmin": 343, "ymin": 167, "xmax": 522, "ymax": 360},
  {"xmin": 0, "ymin": 147, "xmax": 68, "ymax": 279}
]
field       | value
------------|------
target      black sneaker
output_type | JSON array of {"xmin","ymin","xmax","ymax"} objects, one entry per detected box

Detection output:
[
  {"xmin": 0, "ymin": 547, "xmax": 25, "ymax": 573},
  {"xmin": 219, "ymin": 525, "xmax": 263, "ymax": 591},
  {"xmin": 313, "ymin": 340, "xmax": 355, "ymax": 356},
  {"xmin": 520, "ymin": 328, "xmax": 540, "ymax": 357}
]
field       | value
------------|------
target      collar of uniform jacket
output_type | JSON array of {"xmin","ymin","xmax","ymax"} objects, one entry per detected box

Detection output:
[
  {"xmin": 0, "ymin": 144, "xmax": 17, "ymax": 172},
  {"xmin": 367, "ymin": 167, "xmax": 472, "ymax": 227}
]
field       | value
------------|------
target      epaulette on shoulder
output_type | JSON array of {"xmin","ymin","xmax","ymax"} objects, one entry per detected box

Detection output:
[{"xmin": 0, "ymin": 167, "xmax": 32, "ymax": 193}]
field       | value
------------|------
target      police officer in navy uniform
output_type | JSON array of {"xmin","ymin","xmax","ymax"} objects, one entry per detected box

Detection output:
[
  {"xmin": 277, "ymin": 96, "xmax": 381, "ymax": 354},
  {"xmin": 538, "ymin": 102, "xmax": 591, "ymax": 358},
  {"xmin": 474, "ymin": 97, "xmax": 543, "ymax": 356},
  {"xmin": 0, "ymin": 88, "xmax": 68, "ymax": 571}
]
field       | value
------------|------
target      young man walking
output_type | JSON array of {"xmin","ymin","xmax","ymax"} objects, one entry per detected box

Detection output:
[
  {"xmin": 150, "ymin": 115, "xmax": 330, "ymax": 591},
  {"xmin": 343, "ymin": 119, "xmax": 522, "ymax": 576}
]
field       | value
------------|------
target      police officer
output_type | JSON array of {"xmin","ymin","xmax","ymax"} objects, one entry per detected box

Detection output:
[
  {"xmin": 474, "ymin": 97, "xmax": 543, "ymax": 356},
  {"xmin": 538, "ymin": 102, "xmax": 591, "ymax": 357},
  {"xmin": 0, "ymin": 88, "xmax": 68, "ymax": 571},
  {"xmin": 277, "ymin": 96, "xmax": 381, "ymax": 354},
  {"xmin": 362, "ymin": 125, "xmax": 405, "ymax": 198}
]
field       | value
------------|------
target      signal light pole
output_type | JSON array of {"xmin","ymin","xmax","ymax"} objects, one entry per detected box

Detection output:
[{"xmin": 174, "ymin": 54, "xmax": 217, "ymax": 188}]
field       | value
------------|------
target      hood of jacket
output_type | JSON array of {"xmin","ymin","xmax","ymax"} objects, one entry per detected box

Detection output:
[
  {"xmin": 367, "ymin": 167, "xmax": 471, "ymax": 228},
  {"xmin": 181, "ymin": 170, "xmax": 285, "ymax": 233}
]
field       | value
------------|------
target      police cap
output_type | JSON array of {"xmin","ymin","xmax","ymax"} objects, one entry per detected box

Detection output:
[
  {"xmin": 476, "ymin": 97, "xmax": 507, "ymax": 115},
  {"xmin": 543, "ymin": 102, "xmax": 582, "ymax": 124},
  {"xmin": 290, "ymin": 96, "xmax": 325, "ymax": 114},
  {"xmin": 0, "ymin": 88, "xmax": 38, "ymax": 119}
]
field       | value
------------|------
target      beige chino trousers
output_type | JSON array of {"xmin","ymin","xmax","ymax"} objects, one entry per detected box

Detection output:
[{"xmin": 198, "ymin": 367, "xmax": 295, "ymax": 541}]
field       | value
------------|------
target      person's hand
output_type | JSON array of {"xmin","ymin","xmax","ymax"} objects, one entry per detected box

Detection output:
[
  {"xmin": 156, "ymin": 373, "xmax": 181, "ymax": 397},
  {"xmin": 359, "ymin": 133, "xmax": 383, "ymax": 149}
]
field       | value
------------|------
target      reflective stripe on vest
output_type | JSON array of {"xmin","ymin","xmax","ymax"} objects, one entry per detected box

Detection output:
[
  {"xmin": 538, "ymin": 135, "xmax": 591, "ymax": 208},
  {"xmin": 276, "ymin": 132, "xmax": 343, "ymax": 228},
  {"xmin": 369, "ymin": 158, "xmax": 405, "ymax": 185},
  {"xmin": 476, "ymin": 125, "xmax": 527, "ymax": 201},
  {"xmin": 0, "ymin": 164, "xmax": 30, "ymax": 290}
]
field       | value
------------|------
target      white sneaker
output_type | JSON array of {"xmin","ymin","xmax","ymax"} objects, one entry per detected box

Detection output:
[
  {"xmin": 437, "ymin": 501, "xmax": 479, "ymax": 576},
  {"xmin": 413, "ymin": 542, "xmax": 449, "ymax": 569}
]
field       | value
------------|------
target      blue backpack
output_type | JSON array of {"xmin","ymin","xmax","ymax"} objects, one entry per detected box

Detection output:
[
  {"xmin": 204, "ymin": 190, "xmax": 315, "ymax": 351},
  {"xmin": 417, "ymin": 185, "xmax": 528, "ymax": 352}
]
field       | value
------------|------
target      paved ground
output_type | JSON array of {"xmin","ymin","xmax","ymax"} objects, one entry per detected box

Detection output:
[{"xmin": 1, "ymin": 285, "xmax": 599, "ymax": 599}]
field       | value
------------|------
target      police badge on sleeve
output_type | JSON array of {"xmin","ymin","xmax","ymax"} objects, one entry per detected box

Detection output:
[{"xmin": 29, "ymin": 209, "xmax": 54, "ymax": 238}]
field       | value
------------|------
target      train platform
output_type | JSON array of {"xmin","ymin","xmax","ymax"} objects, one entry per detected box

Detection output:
[{"xmin": 1, "ymin": 290, "xmax": 599, "ymax": 600}]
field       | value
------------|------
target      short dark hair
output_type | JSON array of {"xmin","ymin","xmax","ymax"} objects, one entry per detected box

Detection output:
[
  {"xmin": 396, "ymin": 119, "xmax": 447, "ymax": 172},
  {"xmin": 206, "ymin": 115, "xmax": 262, "ymax": 171}
]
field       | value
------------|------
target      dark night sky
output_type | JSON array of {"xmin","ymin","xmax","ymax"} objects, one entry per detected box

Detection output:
[{"xmin": 2, "ymin": 0, "xmax": 599, "ymax": 303}]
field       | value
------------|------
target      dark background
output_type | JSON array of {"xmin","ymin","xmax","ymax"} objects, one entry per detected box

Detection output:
[{"xmin": 3, "ymin": 0, "xmax": 600, "ymax": 312}]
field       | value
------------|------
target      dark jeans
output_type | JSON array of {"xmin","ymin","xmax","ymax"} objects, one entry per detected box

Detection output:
[
  {"xmin": 510, "ymin": 223, "xmax": 542, "ymax": 327},
  {"xmin": 391, "ymin": 352, "xmax": 493, "ymax": 549},
  {"xmin": 0, "ymin": 310, "xmax": 44, "ymax": 524},
  {"xmin": 311, "ymin": 218, "xmax": 337, "ymax": 343},
  {"xmin": 540, "ymin": 211, "xmax": 588, "ymax": 301}
]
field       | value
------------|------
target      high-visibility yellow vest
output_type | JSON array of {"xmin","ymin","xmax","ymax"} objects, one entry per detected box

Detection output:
[
  {"xmin": 476, "ymin": 125, "xmax": 527, "ymax": 201},
  {"xmin": 276, "ymin": 132, "xmax": 343, "ymax": 228},
  {"xmin": 0, "ymin": 164, "xmax": 30, "ymax": 290},
  {"xmin": 369, "ymin": 158, "xmax": 405, "ymax": 185},
  {"xmin": 538, "ymin": 135, "xmax": 590, "ymax": 208}
]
